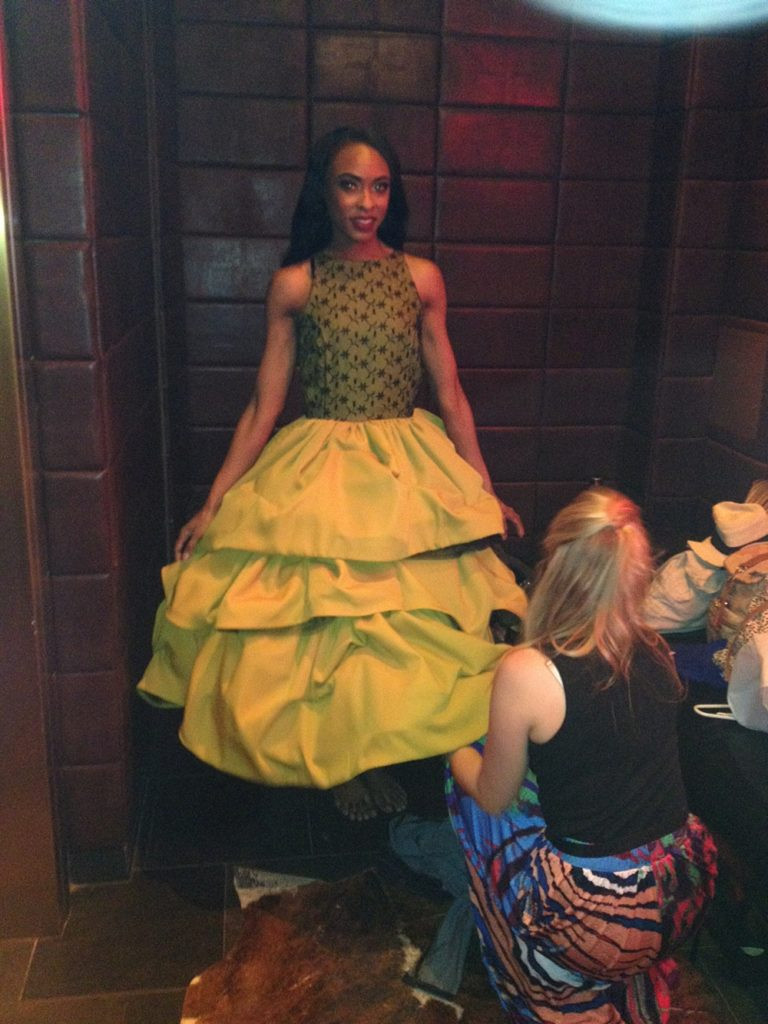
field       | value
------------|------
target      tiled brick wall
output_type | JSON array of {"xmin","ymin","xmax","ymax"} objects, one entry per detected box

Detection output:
[{"xmin": 7, "ymin": 0, "xmax": 173, "ymax": 879}]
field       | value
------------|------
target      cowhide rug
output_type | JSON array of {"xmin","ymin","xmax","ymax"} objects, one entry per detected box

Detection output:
[{"xmin": 180, "ymin": 871, "xmax": 726, "ymax": 1023}]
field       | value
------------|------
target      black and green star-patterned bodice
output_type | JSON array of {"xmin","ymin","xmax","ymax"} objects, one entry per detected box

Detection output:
[{"xmin": 296, "ymin": 250, "xmax": 423, "ymax": 420}]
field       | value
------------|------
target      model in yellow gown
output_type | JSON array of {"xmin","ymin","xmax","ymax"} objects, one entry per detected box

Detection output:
[{"xmin": 138, "ymin": 251, "xmax": 526, "ymax": 789}]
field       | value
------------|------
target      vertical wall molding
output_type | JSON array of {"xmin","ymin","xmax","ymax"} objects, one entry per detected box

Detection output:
[{"xmin": 0, "ymin": 6, "xmax": 64, "ymax": 937}]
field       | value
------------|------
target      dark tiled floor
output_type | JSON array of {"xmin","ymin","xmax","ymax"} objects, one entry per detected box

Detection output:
[{"xmin": 2, "ymin": 707, "xmax": 767, "ymax": 1024}]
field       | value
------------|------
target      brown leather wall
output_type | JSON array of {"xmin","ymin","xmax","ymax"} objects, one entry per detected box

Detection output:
[
  {"xmin": 645, "ymin": 34, "xmax": 768, "ymax": 546},
  {"xmin": 4, "ymin": 0, "xmax": 768, "ymax": 882},
  {"xmin": 710, "ymin": 39, "xmax": 768, "ymax": 505},
  {"xmin": 170, "ymin": 3, "xmax": 767, "ymax": 547},
  {"xmin": 6, "ymin": 0, "xmax": 173, "ymax": 882}
]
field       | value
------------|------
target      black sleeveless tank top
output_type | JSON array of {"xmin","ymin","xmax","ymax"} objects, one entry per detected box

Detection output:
[{"xmin": 528, "ymin": 647, "xmax": 688, "ymax": 856}]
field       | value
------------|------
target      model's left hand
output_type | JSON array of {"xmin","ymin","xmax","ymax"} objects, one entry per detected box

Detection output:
[{"xmin": 499, "ymin": 501, "xmax": 525, "ymax": 539}]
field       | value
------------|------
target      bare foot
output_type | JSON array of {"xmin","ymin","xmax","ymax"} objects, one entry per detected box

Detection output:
[
  {"xmin": 363, "ymin": 768, "xmax": 407, "ymax": 816},
  {"xmin": 332, "ymin": 777, "xmax": 378, "ymax": 821}
]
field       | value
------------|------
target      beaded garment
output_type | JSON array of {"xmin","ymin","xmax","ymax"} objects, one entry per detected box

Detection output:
[{"xmin": 295, "ymin": 251, "xmax": 423, "ymax": 420}]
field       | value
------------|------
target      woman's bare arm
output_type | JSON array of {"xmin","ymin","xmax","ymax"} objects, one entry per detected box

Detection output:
[{"xmin": 449, "ymin": 647, "xmax": 565, "ymax": 814}]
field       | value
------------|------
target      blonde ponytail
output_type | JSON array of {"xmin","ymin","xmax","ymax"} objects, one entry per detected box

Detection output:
[{"xmin": 524, "ymin": 488, "xmax": 674, "ymax": 686}]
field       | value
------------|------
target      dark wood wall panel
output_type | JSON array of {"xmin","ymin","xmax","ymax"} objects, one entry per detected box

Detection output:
[
  {"xmin": 647, "ymin": 30, "xmax": 768, "ymax": 547},
  {"xmin": 170, "ymin": 5, "xmax": 768, "ymax": 546},
  {"xmin": 6, "ymin": 1, "xmax": 768, "ymax": 891},
  {"xmin": 6, "ymin": 0, "xmax": 175, "ymax": 882}
]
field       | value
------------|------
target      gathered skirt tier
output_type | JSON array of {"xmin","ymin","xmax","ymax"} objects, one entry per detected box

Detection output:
[{"xmin": 138, "ymin": 410, "xmax": 527, "ymax": 789}]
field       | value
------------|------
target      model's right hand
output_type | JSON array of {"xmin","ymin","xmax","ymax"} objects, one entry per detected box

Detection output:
[
  {"xmin": 174, "ymin": 507, "xmax": 215, "ymax": 561},
  {"xmin": 499, "ymin": 501, "xmax": 525, "ymax": 539}
]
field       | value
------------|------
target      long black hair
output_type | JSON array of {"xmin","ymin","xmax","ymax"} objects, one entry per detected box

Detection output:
[{"xmin": 281, "ymin": 126, "xmax": 409, "ymax": 267}]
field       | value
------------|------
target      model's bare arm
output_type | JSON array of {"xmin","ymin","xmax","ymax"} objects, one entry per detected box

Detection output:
[{"xmin": 174, "ymin": 264, "xmax": 309, "ymax": 560}]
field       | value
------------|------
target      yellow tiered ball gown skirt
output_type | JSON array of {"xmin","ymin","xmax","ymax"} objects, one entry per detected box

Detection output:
[{"xmin": 138, "ymin": 409, "xmax": 527, "ymax": 789}]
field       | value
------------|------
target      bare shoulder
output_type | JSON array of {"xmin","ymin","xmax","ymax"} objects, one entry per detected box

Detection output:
[
  {"xmin": 494, "ymin": 646, "xmax": 566, "ymax": 743},
  {"xmin": 268, "ymin": 261, "xmax": 312, "ymax": 315},
  {"xmin": 403, "ymin": 252, "xmax": 445, "ymax": 304},
  {"xmin": 496, "ymin": 646, "xmax": 553, "ymax": 687}
]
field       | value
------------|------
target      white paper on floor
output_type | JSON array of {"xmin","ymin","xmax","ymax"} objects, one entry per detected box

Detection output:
[{"xmin": 232, "ymin": 866, "xmax": 318, "ymax": 907}]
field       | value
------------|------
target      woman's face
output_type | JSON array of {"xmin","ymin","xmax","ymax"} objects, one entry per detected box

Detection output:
[{"xmin": 325, "ymin": 142, "xmax": 391, "ymax": 249}]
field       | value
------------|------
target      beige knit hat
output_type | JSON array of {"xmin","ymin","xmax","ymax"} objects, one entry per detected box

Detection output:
[{"xmin": 688, "ymin": 501, "xmax": 768, "ymax": 566}]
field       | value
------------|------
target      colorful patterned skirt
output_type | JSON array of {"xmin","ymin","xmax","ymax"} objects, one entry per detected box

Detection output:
[
  {"xmin": 137, "ymin": 411, "xmax": 526, "ymax": 789},
  {"xmin": 446, "ymin": 755, "xmax": 717, "ymax": 1023}
]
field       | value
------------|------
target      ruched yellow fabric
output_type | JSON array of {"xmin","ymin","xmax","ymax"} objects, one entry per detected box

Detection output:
[
  {"xmin": 138, "ymin": 411, "xmax": 527, "ymax": 789},
  {"xmin": 204, "ymin": 410, "xmax": 501, "ymax": 560},
  {"xmin": 163, "ymin": 544, "xmax": 516, "ymax": 636},
  {"xmin": 145, "ymin": 608, "xmax": 513, "ymax": 787}
]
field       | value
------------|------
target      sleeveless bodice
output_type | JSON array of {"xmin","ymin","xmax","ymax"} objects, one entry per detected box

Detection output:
[{"xmin": 295, "ymin": 250, "xmax": 423, "ymax": 420}]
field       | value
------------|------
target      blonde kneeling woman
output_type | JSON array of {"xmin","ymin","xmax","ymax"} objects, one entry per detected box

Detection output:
[{"xmin": 448, "ymin": 487, "xmax": 717, "ymax": 1023}]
